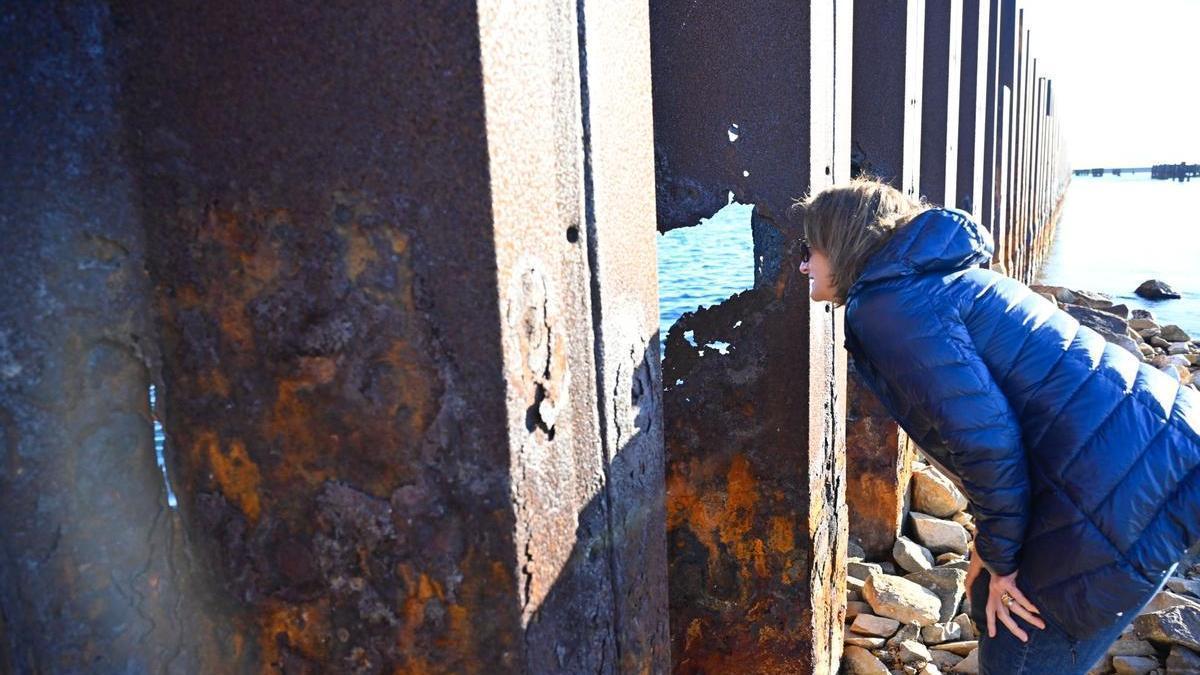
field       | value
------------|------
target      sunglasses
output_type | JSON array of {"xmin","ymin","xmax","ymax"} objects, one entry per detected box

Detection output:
[{"xmin": 797, "ymin": 238, "xmax": 812, "ymax": 264}]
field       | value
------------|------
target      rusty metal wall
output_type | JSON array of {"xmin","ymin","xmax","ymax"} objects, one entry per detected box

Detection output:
[
  {"xmin": 83, "ymin": 0, "xmax": 663, "ymax": 671},
  {"xmin": 577, "ymin": 0, "xmax": 672, "ymax": 670},
  {"xmin": 919, "ymin": 0, "xmax": 962, "ymax": 206},
  {"xmin": 0, "ymin": 3, "xmax": 236, "ymax": 671},
  {"xmin": 852, "ymin": 0, "xmax": 925, "ymax": 195},
  {"xmin": 651, "ymin": 0, "xmax": 851, "ymax": 671},
  {"xmin": 980, "ymin": 0, "xmax": 1002, "ymax": 234},
  {"xmin": 2, "ymin": 0, "xmax": 1077, "ymax": 671},
  {"xmin": 956, "ymin": 0, "xmax": 990, "ymax": 220}
]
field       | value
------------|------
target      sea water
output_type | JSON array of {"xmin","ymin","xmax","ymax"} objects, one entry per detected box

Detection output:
[
  {"xmin": 656, "ymin": 201, "xmax": 754, "ymax": 355},
  {"xmin": 1037, "ymin": 175, "xmax": 1200, "ymax": 338}
]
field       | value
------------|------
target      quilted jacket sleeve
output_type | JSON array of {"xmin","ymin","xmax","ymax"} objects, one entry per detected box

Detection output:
[{"xmin": 846, "ymin": 289, "xmax": 1031, "ymax": 577}]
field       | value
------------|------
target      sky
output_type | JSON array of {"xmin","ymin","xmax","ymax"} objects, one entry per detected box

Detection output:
[{"xmin": 1021, "ymin": 1, "xmax": 1200, "ymax": 168}]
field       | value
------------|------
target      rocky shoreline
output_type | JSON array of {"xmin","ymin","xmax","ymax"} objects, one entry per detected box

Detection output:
[
  {"xmin": 841, "ymin": 284, "xmax": 1200, "ymax": 675},
  {"xmin": 1029, "ymin": 283, "xmax": 1200, "ymax": 392}
]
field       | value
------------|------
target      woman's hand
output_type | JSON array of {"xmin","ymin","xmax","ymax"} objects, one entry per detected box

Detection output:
[{"xmin": 985, "ymin": 568, "xmax": 1045, "ymax": 641}]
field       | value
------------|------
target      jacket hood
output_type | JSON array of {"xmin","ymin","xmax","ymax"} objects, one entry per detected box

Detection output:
[{"xmin": 846, "ymin": 207, "xmax": 994, "ymax": 299}]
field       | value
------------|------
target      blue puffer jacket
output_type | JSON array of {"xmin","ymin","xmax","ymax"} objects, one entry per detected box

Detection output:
[{"xmin": 842, "ymin": 207, "xmax": 1200, "ymax": 642}]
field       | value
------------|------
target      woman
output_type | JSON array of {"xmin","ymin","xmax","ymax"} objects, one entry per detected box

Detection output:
[{"xmin": 793, "ymin": 177, "xmax": 1200, "ymax": 673}]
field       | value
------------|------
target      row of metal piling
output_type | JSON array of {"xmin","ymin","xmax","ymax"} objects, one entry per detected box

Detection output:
[{"xmin": 1, "ymin": 1, "xmax": 1069, "ymax": 672}]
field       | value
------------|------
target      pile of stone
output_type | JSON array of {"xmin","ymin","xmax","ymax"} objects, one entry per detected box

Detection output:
[
  {"xmin": 841, "ymin": 461, "xmax": 980, "ymax": 675},
  {"xmin": 1030, "ymin": 283, "xmax": 1200, "ymax": 392},
  {"xmin": 840, "ymin": 459, "xmax": 1200, "ymax": 675}
]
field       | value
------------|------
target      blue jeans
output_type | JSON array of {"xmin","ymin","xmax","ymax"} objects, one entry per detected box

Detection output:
[{"xmin": 966, "ymin": 561, "xmax": 1178, "ymax": 674}]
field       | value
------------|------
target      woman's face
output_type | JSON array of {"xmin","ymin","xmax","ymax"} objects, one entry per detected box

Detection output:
[{"xmin": 799, "ymin": 248, "xmax": 836, "ymax": 302}]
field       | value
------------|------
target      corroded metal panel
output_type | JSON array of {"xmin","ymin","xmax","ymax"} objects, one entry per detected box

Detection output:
[
  {"xmin": 920, "ymin": 0, "xmax": 962, "ymax": 206},
  {"xmin": 981, "ymin": 0, "xmax": 1002, "ymax": 233},
  {"xmin": 0, "ymin": 3, "xmax": 236, "ymax": 671},
  {"xmin": 652, "ymin": 1, "xmax": 849, "ymax": 671},
  {"xmin": 109, "ymin": 1, "xmax": 662, "ymax": 672},
  {"xmin": 650, "ymin": 0, "xmax": 834, "ymax": 232},
  {"xmin": 957, "ymin": 0, "xmax": 990, "ymax": 219},
  {"xmin": 993, "ymin": 85, "xmax": 1012, "ymax": 271},
  {"xmin": 846, "ymin": 375, "xmax": 918, "ymax": 560},
  {"xmin": 578, "ymin": 0, "xmax": 671, "ymax": 670},
  {"xmin": 852, "ymin": 0, "xmax": 926, "ymax": 196},
  {"xmin": 663, "ymin": 275, "xmax": 843, "ymax": 673}
]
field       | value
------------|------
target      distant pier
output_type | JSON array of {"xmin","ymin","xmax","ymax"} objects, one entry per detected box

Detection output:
[{"xmin": 1074, "ymin": 162, "xmax": 1200, "ymax": 181}]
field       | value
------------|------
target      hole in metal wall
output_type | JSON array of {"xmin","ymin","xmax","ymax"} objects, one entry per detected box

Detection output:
[
  {"xmin": 657, "ymin": 201, "xmax": 755, "ymax": 358},
  {"xmin": 148, "ymin": 384, "xmax": 178, "ymax": 508}
]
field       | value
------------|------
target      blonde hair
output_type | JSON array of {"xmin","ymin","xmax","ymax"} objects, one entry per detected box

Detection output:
[{"xmin": 788, "ymin": 176, "xmax": 929, "ymax": 306}]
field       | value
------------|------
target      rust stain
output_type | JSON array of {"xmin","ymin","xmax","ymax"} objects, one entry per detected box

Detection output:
[
  {"xmin": 768, "ymin": 516, "xmax": 795, "ymax": 554},
  {"xmin": 201, "ymin": 433, "xmax": 262, "ymax": 523},
  {"xmin": 345, "ymin": 225, "xmax": 377, "ymax": 281},
  {"xmin": 152, "ymin": 192, "xmax": 512, "ymax": 672},
  {"xmin": 721, "ymin": 453, "xmax": 758, "ymax": 544},
  {"xmin": 257, "ymin": 599, "xmax": 330, "ymax": 670}
]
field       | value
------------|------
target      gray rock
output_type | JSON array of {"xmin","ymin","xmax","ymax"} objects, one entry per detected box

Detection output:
[
  {"xmin": 1132, "ymin": 308, "xmax": 1157, "ymax": 320},
  {"xmin": 843, "ymin": 645, "xmax": 892, "ymax": 675},
  {"xmin": 928, "ymin": 649, "xmax": 963, "ymax": 671},
  {"xmin": 940, "ymin": 559, "xmax": 971, "ymax": 573},
  {"xmin": 1107, "ymin": 637, "xmax": 1158, "ymax": 657},
  {"xmin": 936, "ymin": 552, "xmax": 965, "ymax": 566},
  {"xmin": 1166, "ymin": 644, "xmax": 1200, "ymax": 673},
  {"xmin": 1066, "ymin": 303, "xmax": 1130, "ymax": 336},
  {"xmin": 887, "ymin": 623, "xmax": 922, "ymax": 647},
  {"xmin": 1072, "ymin": 289, "xmax": 1116, "ymax": 307},
  {"xmin": 937, "ymin": 641, "xmax": 979, "ymax": 657},
  {"xmin": 848, "ymin": 600, "xmax": 874, "ymax": 619},
  {"xmin": 1101, "ymin": 303, "xmax": 1132, "ymax": 320},
  {"xmin": 952, "ymin": 613, "xmax": 978, "ymax": 640},
  {"xmin": 949, "ymin": 648, "xmax": 979, "ymax": 673},
  {"xmin": 851, "ymin": 559, "xmax": 886, "ymax": 580},
  {"xmin": 894, "ymin": 536, "xmax": 936, "ymax": 573},
  {"xmin": 1136, "ymin": 279, "xmax": 1181, "ymax": 300},
  {"xmin": 1161, "ymin": 324, "xmax": 1190, "ymax": 341},
  {"xmin": 1110, "ymin": 654, "xmax": 1159, "ymax": 674},
  {"xmin": 846, "ymin": 636, "xmax": 887, "ymax": 649},
  {"xmin": 917, "ymin": 664, "xmax": 943, "ymax": 675},
  {"xmin": 905, "ymin": 567, "xmax": 968, "ymax": 623},
  {"xmin": 899, "ymin": 640, "xmax": 932, "ymax": 664},
  {"xmin": 850, "ymin": 612, "xmax": 902, "ymax": 638},
  {"xmin": 864, "ymin": 573, "xmax": 944, "ymax": 626},
  {"xmin": 1166, "ymin": 578, "xmax": 1200, "ymax": 598},
  {"xmin": 1131, "ymin": 318, "xmax": 1161, "ymax": 331},
  {"xmin": 1133, "ymin": 605, "xmax": 1200, "ymax": 652},
  {"xmin": 921, "ymin": 621, "xmax": 964, "ymax": 645},
  {"xmin": 1167, "ymin": 355, "xmax": 1194, "ymax": 369},
  {"xmin": 909, "ymin": 512, "xmax": 971, "ymax": 555},
  {"xmin": 912, "ymin": 467, "xmax": 968, "ymax": 518},
  {"xmin": 1170, "ymin": 342, "xmax": 1193, "ymax": 356},
  {"xmin": 1031, "ymin": 284, "xmax": 1077, "ymax": 304},
  {"xmin": 878, "ymin": 561, "xmax": 898, "ymax": 575},
  {"xmin": 1141, "ymin": 590, "xmax": 1200, "ymax": 616}
]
